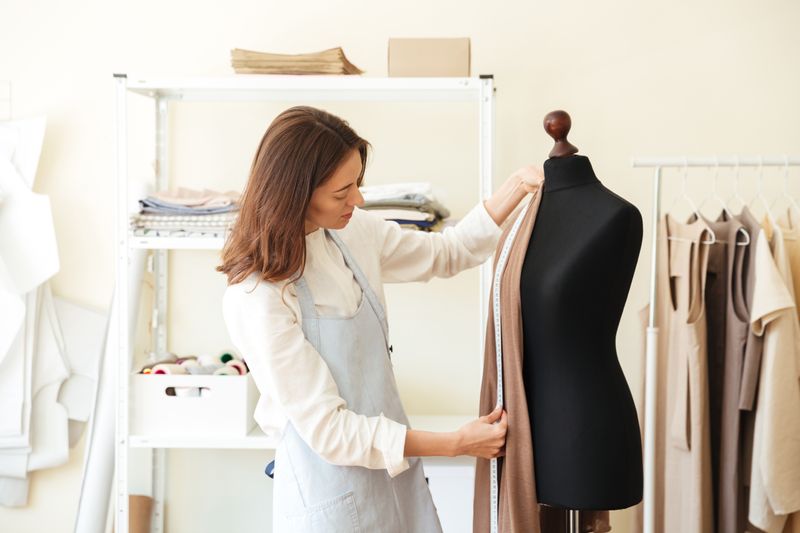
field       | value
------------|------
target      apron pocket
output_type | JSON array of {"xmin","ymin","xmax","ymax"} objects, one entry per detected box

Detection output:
[{"xmin": 285, "ymin": 490, "xmax": 361, "ymax": 532}]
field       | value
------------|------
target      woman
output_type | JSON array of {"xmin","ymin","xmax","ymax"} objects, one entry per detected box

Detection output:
[{"xmin": 219, "ymin": 106, "xmax": 542, "ymax": 532}]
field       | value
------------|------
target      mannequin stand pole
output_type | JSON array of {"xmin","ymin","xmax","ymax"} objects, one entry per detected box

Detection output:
[{"xmin": 568, "ymin": 509, "xmax": 579, "ymax": 533}]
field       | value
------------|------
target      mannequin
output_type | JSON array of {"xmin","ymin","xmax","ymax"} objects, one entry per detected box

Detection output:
[{"xmin": 520, "ymin": 111, "xmax": 644, "ymax": 514}]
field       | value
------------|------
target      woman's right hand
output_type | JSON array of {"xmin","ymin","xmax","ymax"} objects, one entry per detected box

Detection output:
[{"xmin": 455, "ymin": 406, "xmax": 508, "ymax": 459}]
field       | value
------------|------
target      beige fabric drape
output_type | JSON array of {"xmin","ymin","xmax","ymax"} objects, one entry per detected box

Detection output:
[{"xmin": 473, "ymin": 190, "xmax": 610, "ymax": 533}]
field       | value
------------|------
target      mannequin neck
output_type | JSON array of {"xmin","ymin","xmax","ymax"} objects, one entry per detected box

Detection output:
[{"xmin": 543, "ymin": 155, "xmax": 600, "ymax": 193}]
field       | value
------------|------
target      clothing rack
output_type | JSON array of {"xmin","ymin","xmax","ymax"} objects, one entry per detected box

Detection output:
[{"xmin": 630, "ymin": 155, "xmax": 800, "ymax": 533}]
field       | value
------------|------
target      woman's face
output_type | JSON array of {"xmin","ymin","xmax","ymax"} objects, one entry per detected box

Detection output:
[{"xmin": 305, "ymin": 149, "xmax": 365, "ymax": 234}]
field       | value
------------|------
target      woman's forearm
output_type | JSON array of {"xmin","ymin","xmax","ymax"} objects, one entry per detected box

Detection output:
[
  {"xmin": 404, "ymin": 429, "xmax": 460, "ymax": 458},
  {"xmin": 403, "ymin": 407, "xmax": 507, "ymax": 460},
  {"xmin": 483, "ymin": 166, "xmax": 544, "ymax": 226}
]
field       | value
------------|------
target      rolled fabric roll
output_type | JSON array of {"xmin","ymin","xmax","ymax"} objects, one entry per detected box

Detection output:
[
  {"xmin": 226, "ymin": 360, "xmax": 247, "ymax": 375},
  {"xmin": 152, "ymin": 363, "xmax": 187, "ymax": 375},
  {"xmin": 213, "ymin": 366, "xmax": 238, "ymax": 376},
  {"xmin": 219, "ymin": 352, "xmax": 235, "ymax": 363},
  {"xmin": 178, "ymin": 358, "xmax": 200, "ymax": 368}
]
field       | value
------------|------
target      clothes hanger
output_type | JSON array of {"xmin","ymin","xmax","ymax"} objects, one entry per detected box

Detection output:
[
  {"xmin": 667, "ymin": 159, "xmax": 716, "ymax": 245},
  {"xmin": 697, "ymin": 157, "xmax": 729, "ymax": 217},
  {"xmin": 749, "ymin": 156, "xmax": 779, "ymax": 230},
  {"xmin": 766, "ymin": 155, "xmax": 800, "ymax": 239},
  {"xmin": 727, "ymin": 156, "xmax": 748, "ymax": 213},
  {"xmin": 697, "ymin": 157, "xmax": 750, "ymax": 246},
  {"xmin": 769, "ymin": 155, "xmax": 800, "ymax": 221}
]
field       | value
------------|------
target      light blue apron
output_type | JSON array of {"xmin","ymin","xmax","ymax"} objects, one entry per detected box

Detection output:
[{"xmin": 271, "ymin": 229, "xmax": 443, "ymax": 533}]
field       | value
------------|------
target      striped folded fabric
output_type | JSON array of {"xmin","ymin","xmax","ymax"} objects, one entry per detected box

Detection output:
[{"xmin": 130, "ymin": 212, "xmax": 238, "ymax": 232}]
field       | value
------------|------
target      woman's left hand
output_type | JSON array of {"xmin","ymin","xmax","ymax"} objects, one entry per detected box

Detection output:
[
  {"xmin": 484, "ymin": 165, "xmax": 544, "ymax": 226},
  {"xmin": 512, "ymin": 165, "xmax": 544, "ymax": 194}
]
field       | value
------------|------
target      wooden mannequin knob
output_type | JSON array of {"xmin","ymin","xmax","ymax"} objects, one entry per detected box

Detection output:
[{"xmin": 544, "ymin": 110, "xmax": 579, "ymax": 158}]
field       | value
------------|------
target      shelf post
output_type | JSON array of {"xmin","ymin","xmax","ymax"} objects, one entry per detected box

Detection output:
[{"xmin": 113, "ymin": 72, "xmax": 131, "ymax": 533}]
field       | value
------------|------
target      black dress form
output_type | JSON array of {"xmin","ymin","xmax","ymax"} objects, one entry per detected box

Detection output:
[{"xmin": 520, "ymin": 154, "xmax": 644, "ymax": 510}]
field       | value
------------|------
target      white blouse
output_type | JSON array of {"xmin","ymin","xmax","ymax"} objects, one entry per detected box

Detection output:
[{"xmin": 222, "ymin": 202, "xmax": 502, "ymax": 478}]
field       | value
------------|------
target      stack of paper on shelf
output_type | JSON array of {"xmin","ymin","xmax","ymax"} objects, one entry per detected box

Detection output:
[{"xmin": 231, "ymin": 47, "xmax": 364, "ymax": 75}]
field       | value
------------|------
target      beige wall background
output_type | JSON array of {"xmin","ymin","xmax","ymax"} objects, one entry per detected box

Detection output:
[{"xmin": 3, "ymin": 0, "xmax": 800, "ymax": 531}]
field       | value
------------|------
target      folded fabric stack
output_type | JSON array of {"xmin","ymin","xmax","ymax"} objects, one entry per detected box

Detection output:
[
  {"xmin": 131, "ymin": 187, "xmax": 240, "ymax": 238},
  {"xmin": 359, "ymin": 182, "xmax": 450, "ymax": 231}
]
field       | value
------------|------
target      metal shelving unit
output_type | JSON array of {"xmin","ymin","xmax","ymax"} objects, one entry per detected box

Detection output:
[{"xmin": 113, "ymin": 73, "xmax": 495, "ymax": 533}]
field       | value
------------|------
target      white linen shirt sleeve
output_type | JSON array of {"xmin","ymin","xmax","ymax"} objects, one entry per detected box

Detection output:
[
  {"xmin": 223, "ymin": 279, "xmax": 410, "ymax": 477},
  {"xmin": 372, "ymin": 201, "xmax": 503, "ymax": 283}
]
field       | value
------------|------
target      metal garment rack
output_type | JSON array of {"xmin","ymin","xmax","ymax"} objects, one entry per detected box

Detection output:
[
  {"xmin": 630, "ymin": 155, "xmax": 800, "ymax": 533},
  {"xmin": 113, "ymin": 74, "xmax": 495, "ymax": 533}
]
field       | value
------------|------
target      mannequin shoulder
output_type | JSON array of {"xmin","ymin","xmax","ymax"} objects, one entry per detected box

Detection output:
[
  {"xmin": 596, "ymin": 185, "xmax": 643, "ymax": 225},
  {"xmin": 590, "ymin": 185, "xmax": 643, "ymax": 247}
]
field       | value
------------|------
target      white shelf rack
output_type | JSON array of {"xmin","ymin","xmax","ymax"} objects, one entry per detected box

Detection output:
[
  {"xmin": 113, "ymin": 73, "xmax": 495, "ymax": 533},
  {"xmin": 124, "ymin": 75, "xmax": 491, "ymax": 102}
]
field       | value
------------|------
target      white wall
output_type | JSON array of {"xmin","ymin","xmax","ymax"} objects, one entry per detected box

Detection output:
[{"xmin": 2, "ymin": 1, "xmax": 800, "ymax": 531}]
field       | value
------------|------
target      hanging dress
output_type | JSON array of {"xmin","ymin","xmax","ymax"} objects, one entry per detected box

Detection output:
[
  {"xmin": 662, "ymin": 213, "xmax": 714, "ymax": 533},
  {"xmin": 697, "ymin": 213, "xmax": 749, "ymax": 533}
]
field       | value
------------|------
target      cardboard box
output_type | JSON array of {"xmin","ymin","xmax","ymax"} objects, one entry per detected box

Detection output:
[{"xmin": 388, "ymin": 38, "xmax": 471, "ymax": 77}]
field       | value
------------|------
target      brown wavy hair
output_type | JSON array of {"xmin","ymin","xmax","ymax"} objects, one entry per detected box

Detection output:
[{"xmin": 217, "ymin": 106, "xmax": 370, "ymax": 286}]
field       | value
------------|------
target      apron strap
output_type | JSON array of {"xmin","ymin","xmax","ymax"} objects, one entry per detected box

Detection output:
[
  {"xmin": 293, "ymin": 277, "xmax": 317, "ymax": 318},
  {"xmin": 326, "ymin": 229, "xmax": 390, "ymax": 341},
  {"xmin": 293, "ymin": 277, "xmax": 321, "ymax": 349}
]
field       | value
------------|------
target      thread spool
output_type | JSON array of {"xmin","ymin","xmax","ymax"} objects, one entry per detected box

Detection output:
[
  {"xmin": 226, "ymin": 360, "xmax": 247, "ymax": 375},
  {"xmin": 213, "ymin": 366, "xmax": 238, "ymax": 376},
  {"xmin": 152, "ymin": 363, "xmax": 187, "ymax": 375}
]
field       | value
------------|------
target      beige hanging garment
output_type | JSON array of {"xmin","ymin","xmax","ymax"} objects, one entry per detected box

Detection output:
[
  {"xmin": 662, "ymin": 214, "xmax": 715, "ymax": 533},
  {"xmin": 718, "ymin": 207, "xmax": 761, "ymax": 533},
  {"xmin": 632, "ymin": 214, "xmax": 715, "ymax": 533},
  {"xmin": 746, "ymin": 216, "xmax": 800, "ymax": 533}
]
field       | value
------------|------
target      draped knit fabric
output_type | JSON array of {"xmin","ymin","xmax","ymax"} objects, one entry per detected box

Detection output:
[{"xmin": 473, "ymin": 189, "xmax": 611, "ymax": 533}]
